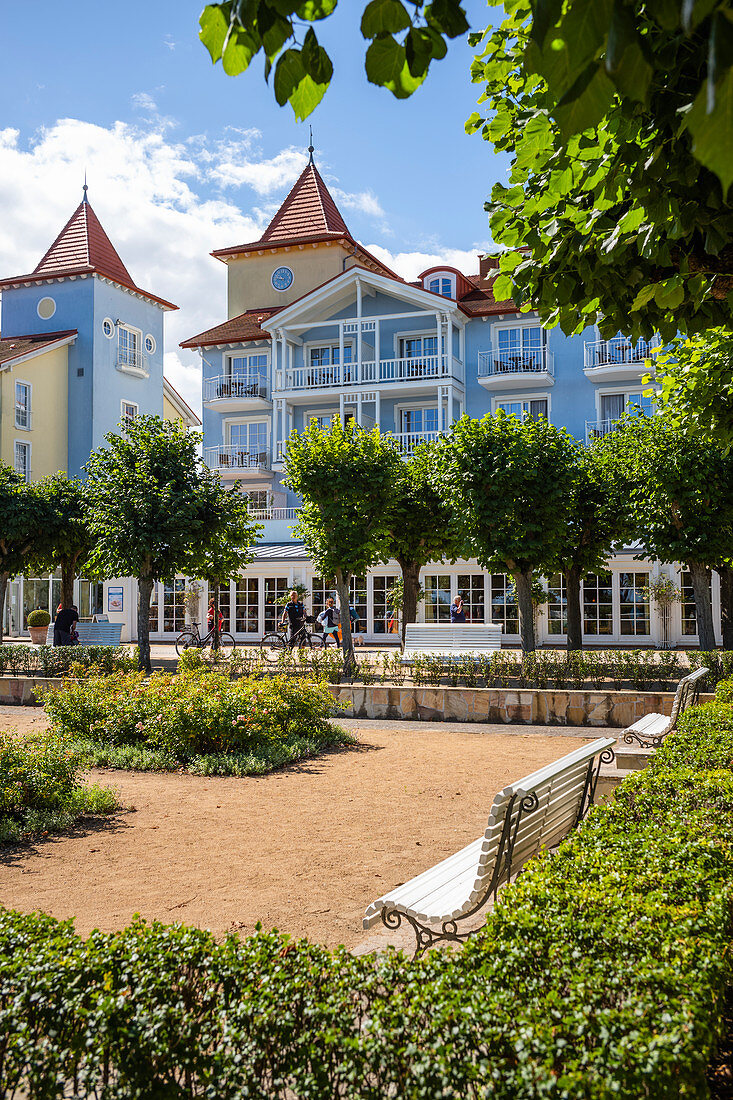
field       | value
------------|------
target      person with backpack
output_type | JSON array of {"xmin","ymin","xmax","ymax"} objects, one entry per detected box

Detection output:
[{"xmin": 317, "ymin": 596, "xmax": 340, "ymax": 646}]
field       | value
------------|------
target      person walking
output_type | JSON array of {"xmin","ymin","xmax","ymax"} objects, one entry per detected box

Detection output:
[
  {"xmin": 317, "ymin": 596, "xmax": 340, "ymax": 646},
  {"xmin": 281, "ymin": 589, "xmax": 306, "ymax": 643},
  {"xmin": 207, "ymin": 596, "xmax": 224, "ymax": 634},
  {"xmin": 450, "ymin": 594, "xmax": 467, "ymax": 623},
  {"xmin": 53, "ymin": 603, "xmax": 79, "ymax": 646}
]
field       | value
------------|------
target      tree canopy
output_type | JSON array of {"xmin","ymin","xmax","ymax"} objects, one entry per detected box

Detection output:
[
  {"xmin": 198, "ymin": 0, "xmax": 469, "ymax": 119},
  {"xmin": 655, "ymin": 329, "xmax": 733, "ymax": 448},
  {"xmin": 0, "ymin": 467, "xmax": 51, "ymax": 643},
  {"xmin": 30, "ymin": 475, "xmax": 95, "ymax": 610}
]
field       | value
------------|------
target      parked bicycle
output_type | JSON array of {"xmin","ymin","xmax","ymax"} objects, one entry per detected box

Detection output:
[
  {"xmin": 175, "ymin": 621, "xmax": 236, "ymax": 658},
  {"xmin": 260, "ymin": 619, "xmax": 324, "ymax": 661}
]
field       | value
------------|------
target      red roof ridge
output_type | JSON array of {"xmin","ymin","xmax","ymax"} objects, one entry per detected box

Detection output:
[{"xmin": 259, "ymin": 161, "xmax": 349, "ymax": 245}]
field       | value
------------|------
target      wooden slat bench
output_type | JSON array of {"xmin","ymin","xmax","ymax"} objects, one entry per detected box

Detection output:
[
  {"xmin": 623, "ymin": 665, "xmax": 708, "ymax": 749},
  {"xmin": 401, "ymin": 623, "xmax": 502, "ymax": 664},
  {"xmin": 44, "ymin": 622, "xmax": 123, "ymax": 647},
  {"xmin": 364, "ymin": 735, "xmax": 616, "ymax": 956}
]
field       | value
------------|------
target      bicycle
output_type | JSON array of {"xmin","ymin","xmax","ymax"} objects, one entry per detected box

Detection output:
[
  {"xmin": 175, "ymin": 621, "xmax": 236, "ymax": 658},
  {"xmin": 260, "ymin": 619, "xmax": 325, "ymax": 662}
]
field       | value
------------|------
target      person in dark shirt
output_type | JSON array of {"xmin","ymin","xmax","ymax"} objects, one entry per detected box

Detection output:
[
  {"xmin": 54, "ymin": 606, "xmax": 79, "ymax": 646},
  {"xmin": 280, "ymin": 590, "xmax": 306, "ymax": 642},
  {"xmin": 450, "ymin": 594, "xmax": 467, "ymax": 623}
]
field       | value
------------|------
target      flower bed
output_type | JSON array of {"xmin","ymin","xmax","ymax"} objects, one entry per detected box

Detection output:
[
  {"xmin": 0, "ymin": 731, "xmax": 118, "ymax": 844},
  {"xmin": 41, "ymin": 669, "xmax": 353, "ymax": 776},
  {"xmin": 2, "ymin": 692, "xmax": 732, "ymax": 1094}
]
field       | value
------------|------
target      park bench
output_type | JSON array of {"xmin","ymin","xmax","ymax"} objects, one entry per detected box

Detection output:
[
  {"xmin": 401, "ymin": 623, "xmax": 502, "ymax": 664},
  {"xmin": 44, "ymin": 621, "xmax": 123, "ymax": 647},
  {"xmin": 364, "ymin": 735, "xmax": 616, "ymax": 957},
  {"xmin": 623, "ymin": 665, "xmax": 708, "ymax": 749}
]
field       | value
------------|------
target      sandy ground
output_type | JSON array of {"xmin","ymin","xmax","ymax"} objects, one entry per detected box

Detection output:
[{"xmin": 0, "ymin": 707, "xmax": 597, "ymax": 949}]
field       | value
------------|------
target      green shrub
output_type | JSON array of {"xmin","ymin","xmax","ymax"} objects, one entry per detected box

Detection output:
[
  {"xmin": 0, "ymin": 731, "xmax": 118, "ymax": 843},
  {"xmin": 41, "ymin": 669, "xmax": 353, "ymax": 775},
  {"xmin": 2, "ymin": 700, "xmax": 733, "ymax": 1095},
  {"xmin": 26, "ymin": 608, "xmax": 51, "ymax": 628},
  {"xmin": 0, "ymin": 644, "xmax": 138, "ymax": 678}
]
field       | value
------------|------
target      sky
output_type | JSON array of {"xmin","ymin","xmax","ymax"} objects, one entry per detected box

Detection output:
[{"xmin": 0, "ymin": 1, "xmax": 509, "ymax": 413}]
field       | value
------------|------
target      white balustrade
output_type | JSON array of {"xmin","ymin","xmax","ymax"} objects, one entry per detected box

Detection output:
[
  {"xmin": 247, "ymin": 506, "xmax": 298, "ymax": 520},
  {"xmin": 116, "ymin": 349, "xmax": 149, "ymax": 377},
  {"xmin": 204, "ymin": 445, "xmax": 271, "ymax": 472},
  {"xmin": 204, "ymin": 373, "xmax": 269, "ymax": 402},
  {"xmin": 279, "ymin": 355, "xmax": 459, "ymax": 391},
  {"xmin": 584, "ymin": 335, "xmax": 661, "ymax": 369},
  {"xmin": 391, "ymin": 430, "xmax": 441, "ymax": 455},
  {"xmin": 585, "ymin": 419, "xmax": 618, "ymax": 445},
  {"xmin": 478, "ymin": 347, "xmax": 554, "ymax": 377}
]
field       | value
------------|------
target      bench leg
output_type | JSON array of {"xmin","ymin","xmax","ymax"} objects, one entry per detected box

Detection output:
[
  {"xmin": 380, "ymin": 907, "xmax": 478, "ymax": 959},
  {"xmin": 623, "ymin": 728, "xmax": 669, "ymax": 750}
]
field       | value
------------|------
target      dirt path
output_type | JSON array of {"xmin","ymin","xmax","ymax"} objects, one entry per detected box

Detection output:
[{"xmin": 0, "ymin": 708, "xmax": 596, "ymax": 948}]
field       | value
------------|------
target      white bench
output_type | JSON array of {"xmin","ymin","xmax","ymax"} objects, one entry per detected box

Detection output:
[
  {"xmin": 401, "ymin": 623, "xmax": 502, "ymax": 664},
  {"xmin": 364, "ymin": 735, "xmax": 616, "ymax": 956},
  {"xmin": 45, "ymin": 621, "xmax": 123, "ymax": 647},
  {"xmin": 623, "ymin": 666, "xmax": 708, "ymax": 749}
]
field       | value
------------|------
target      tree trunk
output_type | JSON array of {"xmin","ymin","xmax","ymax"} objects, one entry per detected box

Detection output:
[
  {"xmin": 137, "ymin": 576, "xmax": 154, "ymax": 673},
  {"xmin": 513, "ymin": 568, "xmax": 536, "ymax": 653},
  {"xmin": 212, "ymin": 580, "xmax": 220, "ymax": 650},
  {"xmin": 399, "ymin": 559, "xmax": 421, "ymax": 648},
  {"xmin": 0, "ymin": 573, "xmax": 7, "ymax": 645},
  {"xmin": 718, "ymin": 564, "xmax": 733, "ymax": 650},
  {"xmin": 334, "ymin": 566, "xmax": 355, "ymax": 678},
  {"xmin": 61, "ymin": 561, "xmax": 75, "ymax": 609},
  {"xmin": 688, "ymin": 561, "xmax": 716, "ymax": 652},
  {"xmin": 564, "ymin": 565, "xmax": 583, "ymax": 651}
]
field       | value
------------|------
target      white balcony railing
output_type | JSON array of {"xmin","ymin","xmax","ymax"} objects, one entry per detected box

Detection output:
[
  {"xmin": 391, "ymin": 430, "xmax": 441, "ymax": 456},
  {"xmin": 204, "ymin": 374, "xmax": 269, "ymax": 403},
  {"xmin": 278, "ymin": 354, "xmax": 462, "ymax": 391},
  {"xmin": 204, "ymin": 445, "xmax": 271, "ymax": 472},
  {"xmin": 585, "ymin": 419, "xmax": 618, "ymax": 445},
  {"xmin": 247, "ymin": 506, "xmax": 299, "ymax": 520},
  {"xmin": 584, "ymin": 335, "xmax": 661, "ymax": 369},
  {"xmin": 116, "ymin": 349, "xmax": 149, "ymax": 377},
  {"xmin": 478, "ymin": 347, "xmax": 554, "ymax": 377}
]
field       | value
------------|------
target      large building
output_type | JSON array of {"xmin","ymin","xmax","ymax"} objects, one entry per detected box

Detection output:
[
  {"xmin": 0, "ymin": 186, "xmax": 199, "ymax": 634},
  {"xmin": 179, "ymin": 155, "xmax": 715, "ymax": 649}
]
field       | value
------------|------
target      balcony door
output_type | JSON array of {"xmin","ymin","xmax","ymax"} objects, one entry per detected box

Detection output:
[
  {"xmin": 229, "ymin": 422, "xmax": 268, "ymax": 465},
  {"xmin": 226, "ymin": 353, "xmax": 268, "ymax": 397},
  {"xmin": 495, "ymin": 325, "xmax": 543, "ymax": 371}
]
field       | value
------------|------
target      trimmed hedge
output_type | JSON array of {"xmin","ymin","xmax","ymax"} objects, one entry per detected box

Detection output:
[
  {"xmin": 2, "ymin": 703, "xmax": 733, "ymax": 1096},
  {"xmin": 0, "ymin": 644, "xmax": 138, "ymax": 677}
]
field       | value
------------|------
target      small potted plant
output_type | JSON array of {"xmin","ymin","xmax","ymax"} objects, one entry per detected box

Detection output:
[{"xmin": 27, "ymin": 608, "xmax": 51, "ymax": 645}]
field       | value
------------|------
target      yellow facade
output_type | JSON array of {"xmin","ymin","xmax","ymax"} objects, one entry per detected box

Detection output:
[
  {"xmin": 225, "ymin": 241, "xmax": 356, "ymax": 317},
  {"xmin": 163, "ymin": 393, "xmax": 184, "ymax": 424},
  {"xmin": 1, "ymin": 344, "xmax": 69, "ymax": 478}
]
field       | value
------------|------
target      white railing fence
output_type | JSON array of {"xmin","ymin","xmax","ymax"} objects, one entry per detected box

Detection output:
[
  {"xmin": 478, "ymin": 347, "xmax": 554, "ymax": 377},
  {"xmin": 391, "ymin": 430, "xmax": 441, "ymax": 455},
  {"xmin": 584, "ymin": 335, "xmax": 661, "ymax": 368},
  {"xmin": 246, "ymin": 506, "xmax": 299, "ymax": 520},
  {"xmin": 116, "ymin": 349, "xmax": 149, "ymax": 376},
  {"xmin": 204, "ymin": 374, "xmax": 269, "ymax": 402},
  {"xmin": 277, "ymin": 354, "xmax": 462, "ymax": 390},
  {"xmin": 204, "ymin": 445, "xmax": 271, "ymax": 471}
]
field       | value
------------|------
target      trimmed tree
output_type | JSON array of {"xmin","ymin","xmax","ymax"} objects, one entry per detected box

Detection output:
[
  {"xmin": 443, "ymin": 412, "xmax": 578, "ymax": 652},
  {"xmin": 595, "ymin": 413, "xmax": 733, "ymax": 651},
  {"xmin": 0, "ymin": 466, "xmax": 51, "ymax": 643},
  {"xmin": 85, "ymin": 416, "xmax": 260, "ymax": 672},
  {"xmin": 554, "ymin": 445, "xmax": 633, "ymax": 650},
  {"xmin": 30, "ymin": 474, "xmax": 95, "ymax": 609},
  {"xmin": 385, "ymin": 441, "xmax": 465, "ymax": 644},
  {"xmin": 284, "ymin": 418, "xmax": 402, "ymax": 674}
]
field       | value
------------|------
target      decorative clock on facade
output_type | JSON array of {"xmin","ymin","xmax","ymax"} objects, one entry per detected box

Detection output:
[{"xmin": 271, "ymin": 266, "xmax": 294, "ymax": 291}]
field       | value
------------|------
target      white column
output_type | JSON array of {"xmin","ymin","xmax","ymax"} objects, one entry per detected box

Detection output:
[
  {"xmin": 339, "ymin": 391, "xmax": 345, "ymax": 425},
  {"xmin": 447, "ymin": 384, "xmax": 454, "ymax": 428},
  {"xmin": 375, "ymin": 389, "xmax": 381, "ymax": 430},
  {"xmin": 356, "ymin": 278, "xmax": 363, "ymax": 381},
  {"xmin": 356, "ymin": 391, "xmax": 362, "ymax": 427},
  {"xmin": 446, "ymin": 315, "xmax": 453, "ymax": 376},
  {"xmin": 459, "ymin": 323, "xmax": 465, "ymax": 380},
  {"xmin": 339, "ymin": 321, "xmax": 344, "ymax": 384},
  {"xmin": 271, "ymin": 336, "xmax": 279, "ymax": 462},
  {"xmin": 374, "ymin": 317, "xmax": 380, "ymax": 381}
]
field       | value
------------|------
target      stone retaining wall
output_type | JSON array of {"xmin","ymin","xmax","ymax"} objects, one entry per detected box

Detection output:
[
  {"xmin": 328, "ymin": 684, "xmax": 715, "ymax": 727},
  {"xmin": 0, "ymin": 678, "xmax": 62, "ymax": 705}
]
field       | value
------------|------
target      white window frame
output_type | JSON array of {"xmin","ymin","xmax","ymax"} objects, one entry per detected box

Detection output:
[
  {"xmin": 392, "ymin": 328, "xmax": 444, "ymax": 358},
  {"xmin": 491, "ymin": 317, "xmax": 546, "ymax": 348},
  {"xmin": 395, "ymin": 401, "xmax": 441, "ymax": 433},
  {"xmin": 225, "ymin": 350, "xmax": 270, "ymax": 377},
  {"xmin": 302, "ymin": 339, "xmax": 355, "ymax": 366},
  {"xmin": 425, "ymin": 272, "xmax": 456, "ymax": 299},
  {"xmin": 102, "ymin": 317, "xmax": 115, "ymax": 339},
  {"xmin": 224, "ymin": 416, "xmax": 270, "ymax": 449},
  {"xmin": 117, "ymin": 324, "xmax": 143, "ymax": 369},
  {"xmin": 121, "ymin": 400, "xmax": 139, "ymax": 426},
  {"xmin": 14, "ymin": 440, "xmax": 31, "ymax": 483},
  {"xmin": 491, "ymin": 392, "xmax": 551, "ymax": 420},
  {"xmin": 594, "ymin": 384, "xmax": 657, "ymax": 420},
  {"xmin": 14, "ymin": 380, "xmax": 32, "ymax": 431}
]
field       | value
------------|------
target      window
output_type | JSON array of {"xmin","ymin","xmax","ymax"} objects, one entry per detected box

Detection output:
[
  {"xmin": 495, "ymin": 398, "xmax": 548, "ymax": 421},
  {"xmin": 218, "ymin": 583, "xmax": 232, "ymax": 633},
  {"xmin": 102, "ymin": 318, "xmax": 115, "ymax": 338},
  {"xmin": 307, "ymin": 413, "xmax": 338, "ymax": 431},
  {"xmin": 350, "ymin": 576, "xmax": 367, "ymax": 631},
  {"xmin": 490, "ymin": 574, "xmax": 519, "ymax": 634},
  {"xmin": 678, "ymin": 570, "xmax": 714, "ymax": 637},
  {"xmin": 121, "ymin": 401, "xmax": 138, "ymax": 427},
  {"xmin": 221, "ymin": 353, "xmax": 268, "ymax": 398},
  {"xmin": 373, "ymin": 575, "xmax": 400, "ymax": 635},
  {"xmin": 163, "ymin": 579, "xmax": 186, "ymax": 633},
  {"xmin": 311, "ymin": 576, "xmax": 336, "ymax": 622},
  {"xmin": 14, "ymin": 442, "xmax": 30, "ymax": 483},
  {"xmin": 457, "ymin": 574, "xmax": 485, "ymax": 623},
  {"xmin": 599, "ymin": 390, "xmax": 654, "ymax": 425},
  {"xmin": 400, "ymin": 408, "xmax": 439, "ymax": 433},
  {"xmin": 235, "ymin": 578, "xmax": 259, "ymax": 633},
  {"xmin": 495, "ymin": 325, "xmax": 544, "ymax": 370},
  {"xmin": 424, "ymin": 574, "xmax": 451, "ymax": 623},
  {"xmin": 582, "ymin": 572, "xmax": 613, "ymax": 635},
  {"xmin": 118, "ymin": 326, "xmax": 142, "ymax": 370},
  {"xmin": 15, "ymin": 383, "xmax": 30, "ymax": 430},
  {"xmin": 78, "ymin": 580, "xmax": 104, "ymax": 620},
  {"xmin": 546, "ymin": 573, "xmax": 567, "ymax": 635},
  {"xmin": 264, "ymin": 578, "xmax": 288, "ymax": 633},
  {"xmin": 149, "ymin": 584, "xmax": 159, "ymax": 632},
  {"xmin": 428, "ymin": 276, "xmax": 453, "ymax": 298},
  {"xmin": 306, "ymin": 344, "xmax": 354, "ymax": 386},
  {"xmin": 619, "ymin": 572, "xmax": 650, "ymax": 636},
  {"xmin": 229, "ymin": 421, "xmax": 268, "ymax": 458},
  {"xmin": 399, "ymin": 335, "xmax": 439, "ymax": 359},
  {"xmin": 246, "ymin": 490, "xmax": 270, "ymax": 512},
  {"xmin": 144, "ymin": 334, "xmax": 156, "ymax": 355}
]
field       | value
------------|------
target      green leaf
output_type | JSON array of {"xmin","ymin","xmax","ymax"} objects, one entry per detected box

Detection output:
[
  {"xmin": 530, "ymin": 0, "xmax": 563, "ymax": 48},
  {"xmin": 687, "ymin": 67, "xmax": 733, "ymax": 194},
  {"xmin": 302, "ymin": 27, "xmax": 333, "ymax": 84},
  {"xmin": 645, "ymin": 0, "xmax": 681, "ymax": 29},
  {"xmin": 199, "ymin": 3, "xmax": 232, "ymax": 63},
  {"xmin": 605, "ymin": 0, "xmax": 653, "ymax": 103},
  {"xmin": 365, "ymin": 35, "xmax": 427, "ymax": 96},
  {"xmin": 426, "ymin": 0, "xmax": 469, "ymax": 38},
  {"xmin": 554, "ymin": 63, "xmax": 615, "ymax": 138},
  {"xmin": 533, "ymin": 0, "xmax": 614, "ymax": 100},
  {"xmin": 295, "ymin": 0, "xmax": 338, "ymax": 17},
  {"xmin": 259, "ymin": 7, "xmax": 292, "ymax": 61},
  {"xmin": 274, "ymin": 47, "xmax": 328, "ymax": 118},
  {"xmin": 629, "ymin": 284, "xmax": 657, "ymax": 310},
  {"xmin": 654, "ymin": 278, "xmax": 685, "ymax": 308},
  {"xmin": 360, "ymin": 0, "xmax": 410, "ymax": 37},
  {"xmin": 222, "ymin": 24, "xmax": 259, "ymax": 75}
]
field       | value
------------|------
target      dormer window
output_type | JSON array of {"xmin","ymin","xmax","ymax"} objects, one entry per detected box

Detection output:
[{"xmin": 426, "ymin": 273, "xmax": 455, "ymax": 299}]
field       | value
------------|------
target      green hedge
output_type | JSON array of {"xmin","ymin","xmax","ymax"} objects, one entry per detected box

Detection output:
[
  {"xmin": 2, "ymin": 700, "xmax": 732, "ymax": 1095},
  {"xmin": 0, "ymin": 644, "xmax": 138, "ymax": 677}
]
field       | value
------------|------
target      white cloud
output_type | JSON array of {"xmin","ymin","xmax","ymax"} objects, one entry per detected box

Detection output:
[
  {"xmin": 208, "ymin": 144, "xmax": 307, "ymax": 195},
  {"xmin": 331, "ymin": 187, "xmax": 385, "ymax": 219},
  {"xmin": 164, "ymin": 352, "xmax": 202, "ymax": 419},
  {"xmin": 364, "ymin": 243, "xmax": 490, "ymax": 281},
  {"xmin": 131, "ymin": 92, "xmax": 158, "ymax": 112}
]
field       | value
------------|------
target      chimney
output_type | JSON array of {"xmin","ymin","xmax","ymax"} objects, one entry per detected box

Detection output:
[{"xmin": 479, "ymin": 253, "xmax": 500, "ymax": 279}]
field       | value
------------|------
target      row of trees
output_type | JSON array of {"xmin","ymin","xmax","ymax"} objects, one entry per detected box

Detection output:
[
  {"xmin": 284, "ymin": 408, "xmax": 733, "ymax": 668},
  {"xmin": 0, "ymin": 418, "xmax": 260, "ymax": 671}
]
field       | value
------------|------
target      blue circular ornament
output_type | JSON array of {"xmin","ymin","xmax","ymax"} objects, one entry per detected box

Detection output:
[{"xmin": 271, "ymin": 266, "xmax": 294, "ymax": 291}]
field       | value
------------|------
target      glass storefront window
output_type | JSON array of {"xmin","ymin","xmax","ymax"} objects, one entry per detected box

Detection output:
[
  {"xmin": 311, "ymin": 576, "xmax": 336, "ymax": 622},
  {"xmin": 350, "ymin": 576, "xmax": 367, "ymax": 631},
  {"xmin": 619, "ymin": 572, "xmax": 650, "ymax": 636},
  {"xmin": 149, "ymin": 583, "xmax": 159, "ymax": 632},
  {"xmin": 546, "ymin": 573, "xmax": 567, "ymax": 635},
  {"xmin": 235, "ymin": 578, "xmax": 259, "ymax": 633},
  {"xmin": 457, "ymin": 574, "xmax": 485, "ymax": 623},
  {"xmin": 424, "ymin": 574, "xmax": 451, "ymax": 623},
  {"xmin": 218, "ymin": 582, "xmax": 232, "ymax": 633},
  {"xmin": 264, "ymin": 578, "xmax": 288, "ymax": 633},
  {"xmin": 78, "ymin": 580, "xmax": 104, "ymax": 620},
  {"xmin": 163, "ymin": 579, "xmax": 186, "ymax": 633},
  {"xmin": 373, "ymin": 575, "xmax": 400, "ymax": 635},
  {"xmin": 582, "ymin": 572, "xmax": 613, "ymax": 635},
  {"xmin": 490, "ymin": 574, "xmax": 519, "ymax": 634}
]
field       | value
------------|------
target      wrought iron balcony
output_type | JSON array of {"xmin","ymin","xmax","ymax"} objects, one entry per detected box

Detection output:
[{"xmin": 116, "ymin": 349, "xmax": 149, "ymax": 378}]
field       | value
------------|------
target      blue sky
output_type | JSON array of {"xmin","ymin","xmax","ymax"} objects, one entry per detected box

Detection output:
[{"xmin": 0, "ymin": 1, "xmax": 507, "ymax": 408}]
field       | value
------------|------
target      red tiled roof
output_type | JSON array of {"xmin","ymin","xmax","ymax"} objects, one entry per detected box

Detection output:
[
  {"xmin": 0, "ymin": 329, "xmax": 77, "ymax": 366},
  {"xmin": 0, "ymin": 195, "xmax": 178, "ymax": 310},
  {"xmin": 180, "ymin": 307, "xmax": 279, "ymax": 349},
  {"xmin": 260, "ymin": 162, "xmax": 349, "ymax": 244}
]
